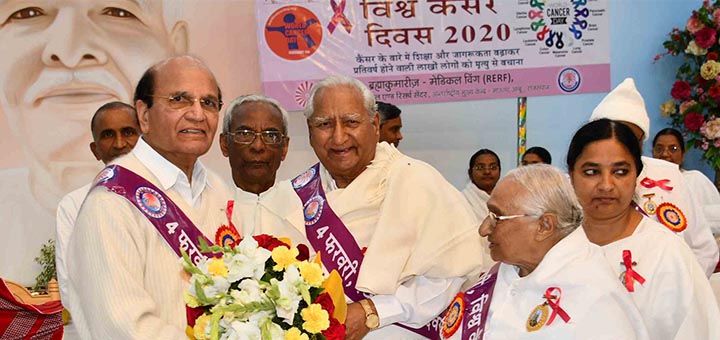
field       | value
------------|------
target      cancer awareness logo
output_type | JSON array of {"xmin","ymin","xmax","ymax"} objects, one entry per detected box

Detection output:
[
  {"xmin": 265, "ymin": 6, "xmax": 322, "ymax": 61},
  {"xmin": 527, "ymin": 0, "xmax": 589, "ymax": 50}
]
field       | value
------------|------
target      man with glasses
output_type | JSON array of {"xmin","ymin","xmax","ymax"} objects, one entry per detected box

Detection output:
[
  {"xmin": 64, "ymin": 56, "xmax": 232, "ymax": 339},
  {"xmin": 220, "ymin": 94, "xmax": 292, "ymax": 236}
]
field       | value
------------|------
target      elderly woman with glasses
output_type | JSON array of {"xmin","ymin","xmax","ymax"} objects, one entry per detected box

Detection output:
[
  {"xmin": 652, "ymin": 128, "xmax": 720, "ymax": 237},
  {"xmin": 568, "ymin": 119, "xmax": 720, "ymax": 339},
  {"xmin": 443, "ymin": 164, "xmax": 648, "ymax": 339}
]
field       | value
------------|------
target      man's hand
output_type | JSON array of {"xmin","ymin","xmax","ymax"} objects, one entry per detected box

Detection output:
[{"xmin": 344, "ymin": 302, "xmax": 371, "ymax": 340}]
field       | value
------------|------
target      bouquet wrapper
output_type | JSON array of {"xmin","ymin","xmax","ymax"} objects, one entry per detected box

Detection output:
[{"xmin": 321, "ymin": 269, "xmax": 348, "ymax": 323}]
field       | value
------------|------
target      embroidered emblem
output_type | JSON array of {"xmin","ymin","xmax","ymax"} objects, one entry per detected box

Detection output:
[
  {"xmin": 134, "ymin": 187, "xmax": 167, "ymax": 219},
  {"xmin": 94, "ymin": 167, "xmax": 116, "ymax": 185},
  {"xmin": 656, "ymin": 202, "xmax": 687, "ymax": 232},
  {"xmin": 303, "ymin": 195, "xmax": 324, "ymax": 226},
  {"xmin": 526, "ymin": 303, "xmax": 549, "ymax": 332},
  {"xmin": 215, "ymin": 225, "xmax": 240, "ymax": 248},
  {"xmin": 441, "ymin": 293, "xmax": 465, "ymax": 338},
  {"xmin": 642, "ymin": 193, "xmax": 657, "ymax": 215},
  {"xmin": 292, "ymin": 167, "xmax": 316, "ymax": 189}
]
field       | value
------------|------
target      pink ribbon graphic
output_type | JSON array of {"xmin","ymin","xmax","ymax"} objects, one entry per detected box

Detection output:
[
  {"xmin": 327, "ymin": 0, "xmax": 352, "ymax": 34},
  {"xmin": 640, "ymin": 177, "xmax": 674, "ymax": 191}
]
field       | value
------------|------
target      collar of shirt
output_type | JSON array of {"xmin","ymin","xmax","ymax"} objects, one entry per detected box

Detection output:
[{"xmin": 132, "ymin": 137, "xmax": 210, "ymax": 207}]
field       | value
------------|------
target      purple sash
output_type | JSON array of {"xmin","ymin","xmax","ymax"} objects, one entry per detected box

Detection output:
[
  {"xmin": 92, "ymin": 165, "xmax": 215, "ymax": 266},
  {"xmin": 444, "ymin": 263, "xmax": 499, "ymax": 340},
  {"xmin": 291, "ymin": 164, "xmax": 449, "ymax": 338}
]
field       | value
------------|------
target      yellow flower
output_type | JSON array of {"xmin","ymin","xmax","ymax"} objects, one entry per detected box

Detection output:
[
  {"xmin": 272, "ymin": 246, "xmax": 299, "ymax": 271},
  {"xmin": 297, "ymin": 261, "xmax": 324, "ymax": 287},
  {"xmin": 285, "ymin": 327, "xmax": 309, "ymax": 340},
  {"xmin": 659, "ymin": 99, "xmax": 677, "ymax": 118},
  {"xmin": 301, "ymin": 303, "xmax": 330, "ymax": 333},
  {"xmin": 193, "ymin": 314, "xmax": 211, "ymax": 340},
  {"xmin": 207, "ymin": 258, "xmax": 228, "ymax": 278},
  {"xmin": 701, "ymin": 60, "xmax": 720, "ymax": 80}
]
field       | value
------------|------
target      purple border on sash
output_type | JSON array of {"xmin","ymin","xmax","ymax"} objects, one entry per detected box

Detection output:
[
  {"xmin": 93, "ymin": 165, "xmax": 215, "ymax": 266},
  {"xmin": 457, "ymin": 263, "xmax": 499, "ymax": 340},
  {"xmin": 292, "ymin": 164, "xmax": 449, "ymax": 339}
]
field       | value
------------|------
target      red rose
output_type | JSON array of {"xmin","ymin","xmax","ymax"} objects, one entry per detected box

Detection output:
[
  {"xmin": 708, "ymin": 52, "xmax": 719, "ymax": 61},
  {"xmin": 671, "ymin": 80, "xmax": 691, "ymax": 100},
  {"xmin": 673, "ymin": 34, "xmax": 681, "ymax": 41},
  {"xmin": 684, "ymin": 111, "xmax": 705, "ymax": 131},
  {"xmin": 186, "ymin": 306, "xmax": 209, "ymax": 327},
  {"xmin": 698, "ymin": 75, "xmax": 709, "ymax": 87},
  {"xmin": 322, "ymin": 317, "xmax": 346, "ymax": 340},
  {"xmin": 296, "ymin": 243, "xmax": 310, "ymax": 261},
  {"xmin": 694, "ymin": 27, "xmax": 717, "ymax": 49},
  {"xmin": 314, "ymin": 292, "xmax": 335, "ymax": 317},
  {"xmin": 709, "ymin": 85, "xmax": 720, "ymax": 100},
  {"xmin": 253, "ymin": 234, "xmax": 289, "ymax": 250}
]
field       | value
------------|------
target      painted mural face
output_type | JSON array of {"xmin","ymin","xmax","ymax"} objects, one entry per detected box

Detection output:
[{"xmin": 0, "ymin": 0, "xmax": 186, "ymax": 208}]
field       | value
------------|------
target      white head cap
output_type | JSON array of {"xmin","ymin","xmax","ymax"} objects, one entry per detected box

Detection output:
[{"xmin": 589, "ymin": 78, "xmax": 650, "ymax": 141}]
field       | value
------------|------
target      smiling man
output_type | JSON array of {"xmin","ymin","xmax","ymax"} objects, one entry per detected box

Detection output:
[
  {"xmin": 0, "ymin": 0, "xmax": 188, "ymax": 285},
  {"xmin": 220, "ymin": 94, "xmax": 291, "ymax": 236}
]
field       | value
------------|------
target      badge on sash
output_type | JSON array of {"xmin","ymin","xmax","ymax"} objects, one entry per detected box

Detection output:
[
  {"xmin": 135, "ymin": 187, "xmax": 168, "ymax": 219},
  {"xmin": 215, "ymin": 225, "xmax": 240, "ymax": 248},
  {"xmin": 642, "ymin": 193, "xmax": 657, "ymax": 215},
  {"xmin": 303, "ymin": 195, "xmax": 325, "ymax": 226},
  {"xmin": 292, "ymin": 167, "xmax": 316, "ymax": 189},
  {"xmin": 655, "ymin": 202, "xmax": 687, "ymax": 232},
  {"xmin": 441, "ymin": 293, "xmax": 465, "ymax": 339},
  {"xmin": 526, "ymin": 303, "xmax": 549, "ymax": 332}
]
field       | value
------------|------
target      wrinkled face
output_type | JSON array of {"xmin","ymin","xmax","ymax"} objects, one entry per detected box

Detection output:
[
  {"xmin": 379, "ymin": 116, "xmax": 403, "ymax": 147},
  {"xmin": 220, "ymin": 101, "xmax": 288, "ymax": 192},
  {"xmin": 308, "ymin": 85, "xmax": 379, "ymax": 184},
  {"xmin": 471, "ymin": 154, "xmax": 500, "ymax": 193},
  {"xmin": 0, "ymin": 0, "xmax": 182, "ymax": 195},
  {"xmin": 521, "ymin": 153, "xmax": 544, "ymax": 166},
  {"xmin": 570, "ymin": 138, "xmax": 637, "ymax": 222},
  {"xmin": 478, "ymin": 179, "xmax": 538, "ymax": 264},
  {"xmin": 136, "ymin": 60, "xmax": 220, "ymax": 166},
  {"xmin": 652, "ymin": 134, "xmax": 684, "ymax": 165},
  {"xmin": 90, "ymin": 107, "xmax": 139, "ymax": 164}
]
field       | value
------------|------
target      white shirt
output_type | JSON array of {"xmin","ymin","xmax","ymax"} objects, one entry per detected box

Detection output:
[
  {"xmin": 55, "ymin": 183, "xmax": 91, "ymax": 307},
  {"xmin": 451, "ymin": 227, "xmax": 649, "ymax": 340},
  {"xmin": 232, "ymin": 181, "xmax": 294, "ymax": 237},
  {"xmin": 250, "ymin": 143, "xmax": 487, "ymax": 339},
  {"xmin": 683, "ymin": 170, "xmax": 720, "ymax": 235},
  {"xmin": 601, "ymin": 216, "xmax": 720, "ymax": 339},
  {"xmin": 636, "ymin": 156, "xmax": 718, "ymax": 277},
  {"xmin": 65, "ymin": 140, "xmax": 231, "ymax": 340}
]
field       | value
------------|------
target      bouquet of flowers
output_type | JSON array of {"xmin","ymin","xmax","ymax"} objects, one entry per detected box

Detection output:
[
  {"xmin": 181, "ymin": 234, "xmax": 346, "ymax": 340},
  {"xmin": 657, "ymin": 0, "xmax": 720, "ymax": 170}
]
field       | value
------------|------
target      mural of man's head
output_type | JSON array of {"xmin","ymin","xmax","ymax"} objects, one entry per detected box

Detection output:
[{"xmin": 0, "ymin": 0, "xmax": 188, "ymax": 210}]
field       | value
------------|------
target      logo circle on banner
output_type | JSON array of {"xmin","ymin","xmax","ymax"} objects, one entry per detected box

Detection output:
[
  {"xmin": 295, "ymin": 81, "xmax": 315, "ymax": 108},
  {"xmin": 303, "ymin": 195, "xmax": 325, "ymax": 226},
  {"xmin": 292, "ymin": 167, "xmax": 316, "ymax": 189},
  {"xmin": 94, "ymin": 167, "xmax": 115, "ymax": 185},
  {"xmin": 264, "ymin": 6, "xmax": 322, "ymax": 61},
  {"xmin": 655, "ymin": 202, "xmax": 687, "ymax": 232},
  {"xmin": 558, "ymin": 67, "xmax": 581, "ymax": 93},
  {"xmin": 441, "ymin": 293, "xmax": 465, "ymax": 339},
  {"xmin": 135, "ymin": 187, "xmax": 168, "ymax": 219}
]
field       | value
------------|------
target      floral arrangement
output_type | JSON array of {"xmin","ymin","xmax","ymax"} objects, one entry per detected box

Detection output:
[
  {"xmin": 657, "ymin": 0, "xmax": 720, "ymax": 170},
  {"xmin": 181, "ymin": 234, "xmax": 346, "ymax": 340}
]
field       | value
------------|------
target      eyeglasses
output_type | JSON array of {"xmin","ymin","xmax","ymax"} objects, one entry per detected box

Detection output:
[
  {"xmin": 472, "ymin": 164, "xmax": 499, "ymax": 172},
  {"xmin": 227, "ymin": 130, "xmax": 286, "ymax": 145},
  {"xmin": 151, "ymin": 94, "xmax": 223, "ymax": 113},
  {"xmin": 483, "ymin": 211, "xmax": 539, "ymax": 230},
  {"xmin": 652, "ymin": 145, "xmax": 680, "ymax": 155}
]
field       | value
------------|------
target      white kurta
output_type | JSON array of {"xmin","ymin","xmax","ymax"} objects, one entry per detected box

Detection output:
[
  {"xmin": 64, "ymin": 140, "xmax": 232, "ymax": 340},
  {"xmin": 636, "ymin": 156, "xmax": 718, "ymax": 277},
  {"xmin": 600, "ymin": 216, "xmax": 720, "ymax": 340},
  {"xmin": 232, "ymin": 180, "xmax": 295, "ymax": 237},
  {"xmin": 54, "ymin": 183, "xmax": 91, "ymax": 309},
  {"xmin": 452, "ymin": 227, "xmax": 649, "ymax": 340},
  {"xmin": 683, "ymin": 170, "xmax": 720, "ymax": 235},
  {"xmin": 253, "ymin": 143, "xmax": 487, "ymax": 339}
]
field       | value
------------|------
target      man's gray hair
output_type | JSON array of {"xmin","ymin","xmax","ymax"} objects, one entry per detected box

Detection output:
[
  {"xmin": 503, "ymin": 164, "xmax": 583, "ymax": 236},
  {"xmin": 303, "ymin": 75, "xmax": 376, "ymax": 119},
  {"xmin": 222, "ymin": 94, "xmax": 289, "ymax": 135}
]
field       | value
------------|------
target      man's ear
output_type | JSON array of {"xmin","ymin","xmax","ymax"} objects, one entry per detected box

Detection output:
[
  {"xmin": 136, "ymin": 100, "xmax": 151, "ymax": 135},
  {"xmin": 90, "ymin": 142, "xmax": 101, "ymax": 161},
  {"xmin": 281, "ymin": 137, "xmax": 290, "ymax": 161},
  {"xmin": 169, "ymin": 21, "xmax": 189, "ymax": 55},
  {"xmin": 535, "ymin": 213, "xmax": 558, "ymax": 242},
  {"xmin": 219, "ymin": 133, "xmax": 229, "ymax": 157}
]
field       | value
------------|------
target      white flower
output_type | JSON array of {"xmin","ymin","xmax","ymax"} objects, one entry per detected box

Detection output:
[
  {"xmin": 686, "ymin": 40, "xmax": 709, "ymax": 56},
  {"xmin": 226, "ymin": 238, "xmax": 272, "ymax": 282},
  {"xmin": 702, "ymin": 118, "xmax": 720, "ymax": 139},
  {"xmin": 269, "ymin": 265, "xmax": 307, "ymax": 324},
  {"xmin": 229, "ymin": 280, "xmax": 266, "ymax": 305},
  {"xmin": 222, "ymin": 320, "xmax": 262, "ymax": 340}
]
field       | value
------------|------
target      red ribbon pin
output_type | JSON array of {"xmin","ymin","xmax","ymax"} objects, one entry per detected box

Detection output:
[
  {"xmin": 327, "ymin": 0, "xmax": 352, "ymax": 34},
  {"xmin": 622, "ymin": 250, "xmax": 646, "ymax": 292},
  {"xmin": 640, "ymin": 177, "xmax": 673, "ymax": 191},
  {"xmin": 543, "ymin": 287, "xmax": 571, "ymax": 325}
]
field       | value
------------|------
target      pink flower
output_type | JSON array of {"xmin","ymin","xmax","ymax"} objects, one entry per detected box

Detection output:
[
  {"xmin": 695, "ymin": 27, "xmax": 718, "ymax": 49},
  {"xmin": 715, "ymin": 139, "xmax": 720, "ymax": 147},
  {"xmin": 680, "ymin": 99, "xmax": 697, "ymax": 114},
  {"xmin": 687, "ymin": 16, "xmax": 705, "ymax": 34},
  {"xmin": 714, "ymin": 8, "xmax": 720, "ymax": 26},
  {"xmin": 671, "ymin": 80, "xmax": 692, "ymax": 100},
  {"xmin": 684, "ymin": 111, "xmax": 705, "ymax": 131},
  {"xmin": 702, "ymin": 140, "xmax": 710, "ymax": 150}
]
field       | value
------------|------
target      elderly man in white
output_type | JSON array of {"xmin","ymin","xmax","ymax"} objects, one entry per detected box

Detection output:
[{"xmin": 250, "ymin": 75, "xmax": 487, "ymax": 339}]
